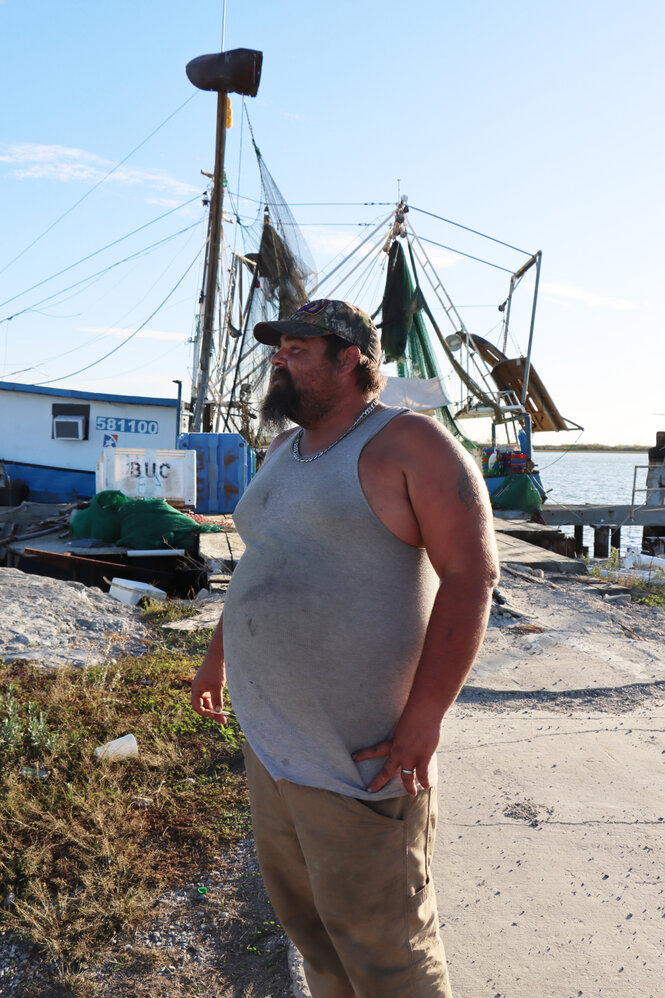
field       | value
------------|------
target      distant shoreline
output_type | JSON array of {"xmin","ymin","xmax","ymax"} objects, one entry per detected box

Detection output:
[
  {"xmin": 532, "ymin": 444, "xmax": 649, "ymax": 453},
  {"xmin": 475, "ymin": 443, "xmax": 650, "ymax": 453}
]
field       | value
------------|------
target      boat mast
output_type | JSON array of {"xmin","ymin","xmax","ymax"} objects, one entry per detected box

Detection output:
[
  {"xmin": 191, "ymin": 92, "xmax": 228, "ymax": 432},
  {"xmin": 185, "ymin": 47, "xmax": 263, "ymax": 432}
]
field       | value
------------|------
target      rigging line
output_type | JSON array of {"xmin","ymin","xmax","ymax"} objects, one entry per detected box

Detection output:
[
  {"xmin": 229, "ymin": 213, "xmax": 369, "ymax": 227},
  {"xmin": 3, "ymin": 268, "xmax": 196, "ymax": 380},
  {"xmin": 536, "ymin": 430, "xmax": 586, "ymax": 471},
  {"xmin": 4, "ymin": 269, "xmax": 112, "ymax": 321},
  {"xmin": 317, "ymin": 212, "xmax": 393, "ymax": 289},
  {"xmin": 416, "ymin": 235, "xmax": 515, "ymax": 274},
  {"xmin": 324, "ymin": 238, "xmax": 385, "ymax": 299},
  {"xmin": 285, "ymin": 222, "xmax": 374, "ymax": 228},
  {"xmin": 3, "ymin": 227, "xmax": 194, "ymax": 325},
  {"xmin": 353, "ymin": 256, "xmax": 385, "ymax": 311},
  {"xmin": 22, "ymin": 307, "xmax": 84, "ymax": 319},
  {"xmin": 34, "ymin": 249, "xmax": 203, "ymax": 386},
  {"xmin": 100, "ymin": 224, "xmax": 202, "ymax": 330},
  {"xmin": 89, "ymin": 338, "xmax": 187, "ymax": 384},
  {"xmin": 341, "ymin": 246, "xmax": 383, "ymax": 302},
  {"xmin": 0, "ymin": 193, "xmax": 204, "ymax": 311},
  {"xmin": 2, "ymin": 222, "xmax": 200, "ymax": 323},
  {"xmin": 225, "ymin": 189, "xmax": 393, "ymax": 207},
  {"xmin": 293, "ymin": 201, "xmax": 393, "ymax": 207},
  {"xmin": 243, "ymin": 101, "xmax": 260, "ymax": 156},
  {"xmin": 0, "ymin": 93, "xmax": 198, "ymax": 279},
  {"xmin": 409, "ymin": 206, "xmax": 532, "ymax": 256},
  {"xmin": 230, "ymin": 98, "xmax": 246, "ymax": 255}
]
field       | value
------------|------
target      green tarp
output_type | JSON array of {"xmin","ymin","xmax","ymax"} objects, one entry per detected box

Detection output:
[
  {"xmin": 71, "ymin": 491, "xmax": 222, "ymax": 550},
  {"xmin": 490, "ymin": 474, "xmax": 543, "ymax": 515}
]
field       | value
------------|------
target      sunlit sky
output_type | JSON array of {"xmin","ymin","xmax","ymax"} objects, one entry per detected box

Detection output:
[{"xmin": 1, "ymin": 0, "xmax": 663, "ymax": 446}]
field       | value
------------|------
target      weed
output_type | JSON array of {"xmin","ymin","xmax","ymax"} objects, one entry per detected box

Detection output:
[
  {"xmin": 0, "ymin": 686, "xmax": 25, "ymax": 754},
  {"xmin": 588, "ymin": 546, "xmax": 621, "ymax": 580},
  {"xmin": 140, "ymin": 599, "xmax": 199, "ymax": 625},
  {"xmin": 635, "ymin": 590, "xmax": 665, "ymax": 608},
  {"xmin": 587, "ymin": 549, "xmax": 665, "ymax": 607},
  {"xmin": 246, "ymin": 918, "xmax": 283, "ymax": 959},
  {"xmin": 0, "ymin": 687, "xmax": 58, "ymax": 760},
  {"xmin": 0, "ymin": 620, "xmax": 249, "ymax": 978},
  {"xmin": 26, "ymin": 702, "xmax": 58, "ymax": 754}
]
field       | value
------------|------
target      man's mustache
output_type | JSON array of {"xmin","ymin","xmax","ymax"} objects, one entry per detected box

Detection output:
[{"xmin": 270, "ymin": 367, "xmax": 291, "ymax": 385}]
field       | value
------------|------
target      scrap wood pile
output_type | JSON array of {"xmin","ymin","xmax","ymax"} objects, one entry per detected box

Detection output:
[
  {"xmin": 1, "ymin": 494, "xmax": 225, "ymax": 558},
  {"xmin": 0, "ymin": 502, "xmax": 76, "ymax": 555}
]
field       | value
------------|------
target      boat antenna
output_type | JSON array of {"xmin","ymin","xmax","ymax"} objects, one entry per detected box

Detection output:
[{"xmin": 185, "ymin": 46, "xmax": 263, "ymax": 432}]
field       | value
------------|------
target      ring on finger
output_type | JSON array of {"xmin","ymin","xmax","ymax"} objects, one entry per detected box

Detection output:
[{"xmin": 401, "ymin": 768, "xmax": 415, "ymax": 775}]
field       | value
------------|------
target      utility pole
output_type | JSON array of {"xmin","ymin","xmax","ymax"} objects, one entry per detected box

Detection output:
[
  {"xmin": 186, "ymin": 48, "xmax": 262, "ymax": 432},
  {"xmin": 191, "ymin": 92, "xmax": 227, "ymax": 433}
]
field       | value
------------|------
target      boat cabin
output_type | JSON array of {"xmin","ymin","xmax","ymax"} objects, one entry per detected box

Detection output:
[{"xmin": 0, "ymin": 382, "xmax": 180, "ymax": 503}]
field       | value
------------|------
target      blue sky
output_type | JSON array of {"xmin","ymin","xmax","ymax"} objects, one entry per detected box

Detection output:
[{"xmin": 1, "ymin": 0, "xmax": 663, "ymax": 445}]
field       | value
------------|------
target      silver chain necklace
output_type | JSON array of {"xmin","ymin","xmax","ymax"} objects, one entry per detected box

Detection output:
[{"xmin": 291, "ymin": 399, "xmax": 379, "ymax": 463}]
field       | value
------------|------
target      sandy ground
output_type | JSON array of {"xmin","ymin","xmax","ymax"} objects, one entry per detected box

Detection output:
[
  {"xmin": 2, "ymin": 559, "xmax": 664, "ymax": 996},
  {"xmin": 434, "ymin": 569, "xmax": 665, "ymax": 998},
  {"xmin": 286, "ymin": 568, "xmax": 665, "ymax": 998}
]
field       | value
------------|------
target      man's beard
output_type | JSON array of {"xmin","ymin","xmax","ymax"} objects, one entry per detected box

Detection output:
[{"xmin": 260, "ymin": 369, "xmax": 334, "ymax": 432}]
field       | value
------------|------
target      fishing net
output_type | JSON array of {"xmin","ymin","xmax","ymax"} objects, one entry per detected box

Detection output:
[
  {"xmin": 70, "ymin": 490, "xmax": 129, "ymax": 542},
  {"xmin": 490, "ymin": 474, "xmax": 543, "ymax": 514},
  {"xmin": 71, "ymin": 491, "xmax": 222, "ymax": 549},
  {"xmin": 380, "ymin": 242, "xmax": 475, "ymax": 451},
  {"xmin": 116, "ymin": 498, "xmax": 221, "ymax": 550},
  {"xmin": 216, "ymin": 130, "xmax": 317, "ymax": 441}
]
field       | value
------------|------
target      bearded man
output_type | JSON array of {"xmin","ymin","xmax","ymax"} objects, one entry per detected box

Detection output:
[{"xmin": 191, "ymin": 299, "xmax": 499, "ymax": 998}]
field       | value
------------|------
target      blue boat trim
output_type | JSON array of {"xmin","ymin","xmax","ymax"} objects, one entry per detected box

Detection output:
[
  {"xmin": 0, "ymin": 380, "xmax": 177, "ymax": 407},
  {"xmin": 2, "ymin": 461, "xmax": 95, "ymax": 503}
]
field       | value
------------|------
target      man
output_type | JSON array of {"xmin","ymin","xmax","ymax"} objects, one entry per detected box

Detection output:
[{"xmin": 191, "ymin": 299, "xmax": 499, "ymax": 997}]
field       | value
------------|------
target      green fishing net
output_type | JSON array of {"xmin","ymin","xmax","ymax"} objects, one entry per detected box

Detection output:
[
  {"xmin": 70, "ymin": 490, "xmax": 129, "ymax": 543},
  {"xmin": 380, "ymin": 242, "xmax": 475, "ymax": 453},
  {"xmin": 71, "ymin": 491, "xmax": 222, "ymax": 549}
]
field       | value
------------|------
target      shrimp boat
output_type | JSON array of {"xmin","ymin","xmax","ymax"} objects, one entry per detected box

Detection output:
[{"xmin": 186, "ymin": 49, "xmax": 581, "ymax": 514}]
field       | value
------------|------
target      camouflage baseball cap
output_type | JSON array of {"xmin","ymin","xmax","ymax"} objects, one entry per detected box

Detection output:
[{"xmin": 254, "ymin": 299, "xmax": 382, "ymax": 365}]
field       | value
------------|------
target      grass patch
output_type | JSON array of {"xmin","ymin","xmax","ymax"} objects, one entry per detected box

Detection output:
[
  {"xmin": 587, "ymin": 549, "xmax": 665, "ymax": 604},
  {"xmin": 0, "ymin": 622, "xmax": 248, "ymax": 979},
  {"xmin": 586, "ymin": 546, "xmax": 621, "ymax": 580},
  {"xmin": 634, "ymin": 588, "xmax": 665, "ymax": 608},
  {"xmin": 139, "ymin": 598, "xmax": 200, "ymax": 625}
]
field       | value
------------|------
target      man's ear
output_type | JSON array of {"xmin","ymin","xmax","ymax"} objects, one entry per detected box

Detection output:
[{"xmin": 337, "ymin": 344, "xmax": 361, "ymax": 374}]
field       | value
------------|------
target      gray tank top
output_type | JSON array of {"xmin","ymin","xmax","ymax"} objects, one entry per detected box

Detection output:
[{"xmin": 223, "ymin": 405, "xmax": 440, "ymax": 799}]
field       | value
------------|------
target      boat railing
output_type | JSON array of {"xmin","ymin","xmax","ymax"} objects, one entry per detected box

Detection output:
[
  {"xmin": 631, "ymin": 464, "xmax": 665, "ymax": 517},
  {"xmin": 455, "ymin": 388, "xmax": 526, "ymax": 421}
]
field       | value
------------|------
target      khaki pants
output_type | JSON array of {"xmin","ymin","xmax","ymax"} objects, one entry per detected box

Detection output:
[{"xmin": 244, "ymin": 742, "xmax": 453, "ymax": 998}]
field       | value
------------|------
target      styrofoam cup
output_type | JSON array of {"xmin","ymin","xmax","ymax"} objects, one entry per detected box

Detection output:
[
  {"xmin": 108, "ymin": 578, "xmax": 166, "ymax": 605},
  {"xmin": 94, "ymin": 733, "xmax": 139, "ymax": 761}
]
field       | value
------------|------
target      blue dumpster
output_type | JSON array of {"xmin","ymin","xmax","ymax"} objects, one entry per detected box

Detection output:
[{"xmin": 177, "ymin": 433, "xmax": 255, "ymax": 514}]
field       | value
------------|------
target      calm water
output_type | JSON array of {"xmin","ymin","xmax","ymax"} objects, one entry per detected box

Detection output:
[{"xmin": 532, "ymin": 449, "xmax": 649, "ymax": 555}]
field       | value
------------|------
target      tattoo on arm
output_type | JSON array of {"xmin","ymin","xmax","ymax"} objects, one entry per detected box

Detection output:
[{"xmin": 457, "ymin": 465, "xmax": 475, "ymax": 511}]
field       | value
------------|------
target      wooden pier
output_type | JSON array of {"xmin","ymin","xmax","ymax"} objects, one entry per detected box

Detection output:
[
  {"xmin": 539, "ymin": 504, "xmax": 665, "ymax": 557},
  {"xmin": 493, "ymin": 516, "xmax": 586, "ymax": 573}
]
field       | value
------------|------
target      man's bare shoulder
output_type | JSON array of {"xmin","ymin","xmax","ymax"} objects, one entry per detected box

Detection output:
[
  {"xmin": 381, "ymin": 411, "xmax": 497, "ymax": 579},
  {"xmin": 377, "ymin": 409, "xmax": 489, "ymax": 516},
  {"xmin": 262, "ymin": 428, "xmax": 294, "ymax": 465},
  {"xmin": 378, "ymin": 409, "xmax": 474, "ymax": 470}
]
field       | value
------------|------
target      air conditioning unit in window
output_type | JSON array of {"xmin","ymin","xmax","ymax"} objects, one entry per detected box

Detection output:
[{"xmin": 53, "ymin": 415, "xmax": 86, "ymax": 440}]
